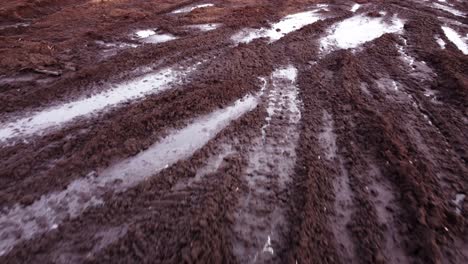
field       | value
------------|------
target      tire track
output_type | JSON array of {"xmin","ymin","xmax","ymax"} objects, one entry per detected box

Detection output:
[
  {"xmin": 318, "ymin": 110, "xmax": 356, "ymax": 263},
  {"xmin": 232, "ymin": 65, "xmax": 301, "ymax": 263},
  {"xmin": 0, "ymin": 62, "xmax": 200, "ymax": 143},
  {"xmin": 0, "ymin": 92, "xmax": 260, "ymax": 256},
  {"xmin": 0, "ymin": 43, "xmax": 275, "ymax": 209}
]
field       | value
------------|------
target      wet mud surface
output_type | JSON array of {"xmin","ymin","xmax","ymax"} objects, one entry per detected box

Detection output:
[{"xmin": 0, "ymin": 0, "xmax": 467, "ymax": 263}]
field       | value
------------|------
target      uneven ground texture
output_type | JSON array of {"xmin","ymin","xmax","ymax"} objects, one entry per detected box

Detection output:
[{"xmin": 0, "ymin": 0, "xmax": 467, "ymax": 263}]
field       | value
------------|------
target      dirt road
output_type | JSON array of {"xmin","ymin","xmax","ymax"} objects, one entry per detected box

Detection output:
[{"xmin": 0, "ymin": 0, "xmax": 467, "ymax": 263}]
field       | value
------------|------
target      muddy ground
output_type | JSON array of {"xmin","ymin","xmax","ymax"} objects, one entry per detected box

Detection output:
[{"xmin": 0, "ymin": 0, "xmax": 467, "ymax": 263}]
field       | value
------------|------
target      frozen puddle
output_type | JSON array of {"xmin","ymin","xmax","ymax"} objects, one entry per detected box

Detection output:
[
  {"xmin": 441, "ymin": 26, "xmax": 468, "ymax": 55},
  {"xmin": 187, "ymin": 23, "xmax": 221, "ymax": 32},
  {"xmin": 233, "ymin": 66, "xmax": 301, "ymax": 263},
  {"xmin": 0, "ymin": 64, "xmax": 198, "ymax": 142},
  {"xmin": 134, "ymin": 29, "xmax": 177, "ymax": 44},
  {"xmin": 0, "ymin": 93, "xmax": 259, "ymax": 256},
  {"xmin": 172, "ymin": 3, "xmax": 214, "ymax": 14},
  {"xmin": 232, "ymin": 9, "xmax": 325, "ymax": 44},
  {"xmin": 320, "ymin": 14, "xmax": 404, "ymax": 53},
  {"xmin": 432, "ymin": 3, "xmax": 465, "ymax": 17}
]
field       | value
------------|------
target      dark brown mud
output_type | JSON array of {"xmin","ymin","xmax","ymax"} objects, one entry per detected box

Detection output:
[{"xmin": 0, "ymin": 0, "xmax": 467, "ymax": 263}]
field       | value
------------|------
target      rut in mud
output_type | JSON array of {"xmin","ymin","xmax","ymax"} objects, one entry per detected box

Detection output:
[{"xmin": 0, "ymin": 0, "xmax": 467, "ymax": 263}]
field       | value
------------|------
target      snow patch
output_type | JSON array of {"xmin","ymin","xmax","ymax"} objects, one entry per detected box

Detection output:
[
  {"xmin": 232, "ymin": 10, "xmax": 324, "ymax": 44},
  {"xmin": 135, "ymin": 29, "xmax": 156, "ymax": 38},
  {"xmin": 320, "ymin": 14, "xmax": 404, "ymax": 53},
  {"xmin": 351, "ymin": 4, "xmax": 361, "ymax": 12},
  {"xmin": 135, "ymin": 29, "xmax": 177, "ymax": 44},
  {"xmin": 433, "ymin": 3, "xmax": 465, "ymax": 17},
  {"xmin": 442, "ymin": 26, "xmax": 468, "ymax": 55},
  {"xmin": 397, "ymin": 43, "xmax": 416, "ymax": 68},
  {"xmin": 172, "ymin": 3, "xmax": 214, "ymax": 14},
  {"xmin": 435, "ymin": 36, "xmax": 446, "ymax": 49}
]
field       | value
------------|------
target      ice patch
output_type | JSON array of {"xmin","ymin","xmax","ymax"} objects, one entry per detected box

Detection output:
[
  {"xmin": 442, "ymin": 26, "xmax": 468, "ymax": 55},
  {"xmin": 187, "ymin": 23, "xmax": 221, "ymax": 32},
  {"xmin": 351, "ymin": 4, "xmax": 361, "ymax": 12},
  {"xmin": 172, "ymin": 3, "xmax": 214, "ymax": 14},
  {"xmin": 320, "ymin": 14, "xmax": 404, "ymax": 53},
  {"xmin": 0, "ymin": 93, "xmax": 259, "ymax": 256},
  {"xmin": 0, "ymin": 65, "xmax": 198, "ymax": 142},
  {"xmin": 433, "ymin": 3, "xmax": 465, "ymax": 17},
  {"xmin": 232, "ymin": 10, "xmax": 324, "ymax": 44}
]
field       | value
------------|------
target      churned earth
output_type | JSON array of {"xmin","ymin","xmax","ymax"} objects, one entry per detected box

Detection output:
[{"xmin": 0, "ymin": 0, "xmax": 467, "ymax": 263}]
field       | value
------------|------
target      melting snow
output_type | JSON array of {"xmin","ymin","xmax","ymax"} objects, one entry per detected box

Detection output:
[
  {"xmin": 397, "ymin": 43, "xmax": 416, "ymax": 67},
  {"xmin": 433, "ymin": 3, "xmax": 465, "ymax": 17},
  {"xmin": 187, "ymin": 23, "xmax": 221, "ymax": 32},
  {"xmin": 320, "ymin": 14, "xmax": 404, "ymax": 53},
  {"xmin": 351, "ymin": 4, "xmax": 361, "ymax": 12},
  {"xmin": 435, "ymin": 36, "xmax": 446, "ymax": 49},
  {"xmin": 232, "ymin": 10, "xmax": 324, "ymax": 44},
  {"xmin": 0, "ymin": 65, "xmax": 197, "ymax": 142},
  {"xmin": 135, "ymin": 29, "xmax": 177, "ymax": 44},
  {"xmin": 441, "ymin": 26, "xmax": 468, "ymax": 55},
  {"xmin": 135, "ymin": 29, "xmax": 156, "ymax": 38},
  {"xmin": 0, "ymin": 93, "xmax": 259, "ymax": 256},
  {"xmin": 172, "ymin": 3, "xmax": 214, "ymax": 14}
]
